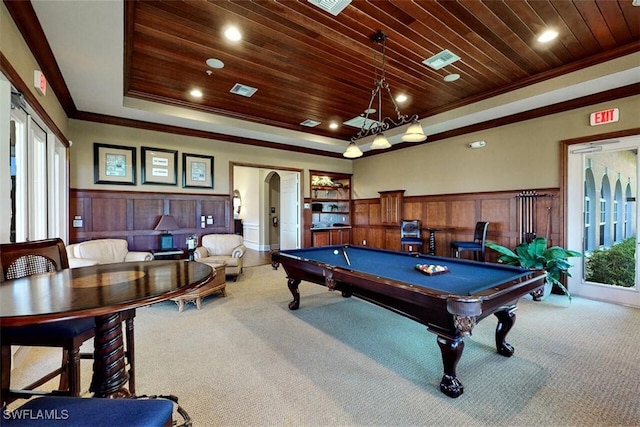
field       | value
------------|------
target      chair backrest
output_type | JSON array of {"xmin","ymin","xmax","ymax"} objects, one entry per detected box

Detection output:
[
  {"xmin": 201, "ymin": 234, "xmax": 244, "ymax": 256},
  {"xmin": 473, "ymin": 222, "xmax": 490, "ymax": 244},
  {"xmin": 400, "ymin": 220, "xmax": 421, "ymax": 239},
  {"xmin": 0, "ymin": 238, "xmax": 69, "ymax": 282}
]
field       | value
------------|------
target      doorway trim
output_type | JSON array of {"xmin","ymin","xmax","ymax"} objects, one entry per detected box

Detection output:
[{"xmin": 230, "ymin": 161, "xmax": 304, "ymax": 251}]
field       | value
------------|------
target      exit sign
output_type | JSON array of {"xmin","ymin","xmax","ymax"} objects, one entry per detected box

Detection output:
[{"xmin": 590, "ymin": 108, "xmax": 619, "ymax": 126}]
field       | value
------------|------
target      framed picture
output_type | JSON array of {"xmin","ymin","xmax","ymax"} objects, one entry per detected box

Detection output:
[
  {"xmin": 94, "ymin": 143, "xmax": 136, "ymax": 185},
  {"xmin": 183, "ymin": 153, "xmax": 213, "ymax": 188},
  {"xmin": 141, "ymin": 146, "xmax": 177, "ymax": 185}
]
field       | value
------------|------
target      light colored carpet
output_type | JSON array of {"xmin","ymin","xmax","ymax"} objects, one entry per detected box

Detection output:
[{"xmin": 7, "ymin": 264, "xmax": 640, "ymax": 426}]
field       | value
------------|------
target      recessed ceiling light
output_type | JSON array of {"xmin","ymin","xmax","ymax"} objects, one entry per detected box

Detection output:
[
  {"xmin": 190, "ymin": 89, "xmax": 203, "ymax": 98},
  {"xmin": 224, "ymin": 26, "xmax": 242, "ymax": 42},
  {"xmin": 444, "ymin": 73, "xmax": 460, "ymax": 82},
  {"xmin": 537, "ymin": 29, "xmax": 558, "ymax": 43},
  {"xmin": 206, "ymin": 58, "xmax": 224, "ymax": 69},
  {"xmin": 329, "ymin": 122, "xmax": 339, "ymax": 130},
  {"xmin": 395, "ymin": 94, "xmax": 407, "ymax": 103}
]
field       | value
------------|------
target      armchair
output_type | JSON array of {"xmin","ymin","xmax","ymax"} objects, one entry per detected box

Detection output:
[
  {"xmin": 194, "ymin": 234, "xmax": 246, "ymax": 280},
  {"xmin": 66, "ymin": 239, "xmax": 153, "ymax": 268}
]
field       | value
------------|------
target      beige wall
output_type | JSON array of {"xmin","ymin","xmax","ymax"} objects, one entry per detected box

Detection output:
[
  {"xmin": 352, "ymin": 95, "xmax": 640, "ymax": 199},
  {"xmin": 0, "ymin": 3, "xmax": 69, "ymax": 137},
  {"xmin": 68, "ymin": 120, "xmax": 352, "ymax": 197}
]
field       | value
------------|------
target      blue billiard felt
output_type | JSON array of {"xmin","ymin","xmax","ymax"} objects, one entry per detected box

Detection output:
[{"xmin": 282, "ymin": 246, "xmax": 530, "ymax": 296}]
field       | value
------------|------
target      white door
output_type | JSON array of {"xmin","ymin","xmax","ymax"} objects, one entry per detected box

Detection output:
[
  {"xmin": 280, "ymin": 172, "xmax": 300, "ymax": 250},
  {"xmin": 567, "ymin": 135, "xmax": 640, "ymax": 307}
]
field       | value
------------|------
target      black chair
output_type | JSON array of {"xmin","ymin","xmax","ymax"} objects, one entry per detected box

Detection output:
[
  {"xmin": 450, "ymin": 221, "xmax": 490, "ymax": 261},
  {"xmin": 1, "ymin": 239, "xmax": 137, "ymax": 405},
  {"xmin": 400, "ymin": 220, "xmax": 424, "ymax": 253}
]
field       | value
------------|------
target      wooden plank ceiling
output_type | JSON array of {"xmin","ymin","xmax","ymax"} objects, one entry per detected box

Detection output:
[{"xmin": 124, "ymin": 0, "xmax": 640, "ymax": 143}]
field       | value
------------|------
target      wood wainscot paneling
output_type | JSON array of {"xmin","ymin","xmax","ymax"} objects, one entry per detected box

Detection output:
[
  {"xmin": 352, "ymin": 188, "xmax": 561, "ymax": 259},
  {"xmin": 70, "ymin": 189, "xmax": 231, "ymax": 251}
]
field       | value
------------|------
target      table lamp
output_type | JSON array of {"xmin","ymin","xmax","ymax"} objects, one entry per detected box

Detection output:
[{"xmin": 154, "ymin": 215, "xmax": 180, "ymax": 249}]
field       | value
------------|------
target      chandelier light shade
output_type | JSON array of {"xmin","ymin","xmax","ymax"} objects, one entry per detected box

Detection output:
[
  {"xmin": 402, "ymin": 118, "xmax": 427, "ymax": 142},
  {"xmin": 371, "ymin": 133, "xmax": 391, "ymax": 150},
  {"xmin": 343, "ymin": 141, "xmax": 363, "ymax": 158},
  {"xmin": 343, "ymin": 30, "xmax": 426, "ymax": 158}
]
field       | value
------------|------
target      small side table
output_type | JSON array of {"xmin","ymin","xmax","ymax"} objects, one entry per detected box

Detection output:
[
  {"xmin": 151, "ymin": 249, "xmax": 186, "ymax": 260},
  {"xmin": 171, "ymin": 263, "xmax": 226, "ymax": 312}
]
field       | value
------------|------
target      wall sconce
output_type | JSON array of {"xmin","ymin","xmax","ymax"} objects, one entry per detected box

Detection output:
[
  {"xmin": 154, "ymin": 214, "xmax": 180, "ymax": 249},
  {"xmin": 233, "ymin": 189, "xmax": 242, "ymax": 219}
]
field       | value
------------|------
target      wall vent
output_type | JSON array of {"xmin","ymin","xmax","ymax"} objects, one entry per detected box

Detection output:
[
  {"xmin": 230, "ymin": 83, "xmax": 258, "ymax": 97},
  {"xmin": 422, "ymin": 50, "xmax": 460, "ymax": 70}
]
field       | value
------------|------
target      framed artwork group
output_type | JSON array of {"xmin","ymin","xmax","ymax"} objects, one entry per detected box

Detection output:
[{"xmin": 93, "ymin": 142, "xmax": 214, "ymax": 189}]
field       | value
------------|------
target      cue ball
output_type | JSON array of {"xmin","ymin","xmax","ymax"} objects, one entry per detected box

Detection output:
[{"xmin": 333, "ymin": 250, "xmax": 339, "ymax": 255}]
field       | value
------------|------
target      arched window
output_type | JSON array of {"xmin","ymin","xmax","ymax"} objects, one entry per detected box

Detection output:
[
  {"xmin": 600, "ymin": 174, "xmax": 612, "ymax": 248},
  {"xmin": 614, "ymin": 178, "xmax": 623, "ymax": 244},
  {"xmin": 584, "ymin": 167, "xmax": 597, "ymax": 252},
  {"xmin": 625, "ymin": 181, "xmax": 634, "ymax": 239}
]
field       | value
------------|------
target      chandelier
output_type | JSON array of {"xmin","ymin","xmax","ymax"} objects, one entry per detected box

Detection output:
[{"xmin": 343, "ymin": 31, "xmax": 427, "ymax": 159}]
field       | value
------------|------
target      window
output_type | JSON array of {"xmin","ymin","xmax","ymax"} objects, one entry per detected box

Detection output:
[{"xmin": 4, "ymin": 83, "xmax": 68, "ymax": 243}]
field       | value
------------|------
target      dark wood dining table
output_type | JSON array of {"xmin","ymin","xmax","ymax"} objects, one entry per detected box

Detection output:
[{"xmin": 0, "ymin": 260, "xmax": 213, "ymax": 398}]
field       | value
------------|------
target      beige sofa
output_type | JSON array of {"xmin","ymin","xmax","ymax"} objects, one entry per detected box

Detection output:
[
  {"xmin": 194, "ymin": 234, "xmax": 246, "ymax": 280},
  {"xmin": 66, "ymin": 239, "xmax": 153, "ymax": 268}
]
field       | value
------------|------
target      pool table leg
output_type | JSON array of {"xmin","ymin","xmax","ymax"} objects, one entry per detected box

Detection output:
[
  {"xmin": 287, "ymin": 278, "xmax": 301, "ymax": 310},
  {"xmin": 436, "ymin": 336, "xmax": 464, "ymax": 398},
  {"xmin": 494, "ymin": 307, "xmax": 516, "ymax": 357}
]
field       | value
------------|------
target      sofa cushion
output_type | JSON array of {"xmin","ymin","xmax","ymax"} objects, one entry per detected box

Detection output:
[{"xmin": 73, "ymin": 239, "xmax": 129, "ymax": 264}]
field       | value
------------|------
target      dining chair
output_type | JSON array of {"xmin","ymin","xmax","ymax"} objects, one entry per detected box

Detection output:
[
  {"xmin": 400, "ymin": 219, "xmax": 424, "ymax": 253},
  {"xmin": 0, "ymin": 238, "xmax": 96, "ymax": 405},
  {"xmin": 0, "ymin": 241, "xmax": 136, "ymax": 405},
  {"xmin": 450, "ymin": 221, "xmax": 490, "ymax": 261}
]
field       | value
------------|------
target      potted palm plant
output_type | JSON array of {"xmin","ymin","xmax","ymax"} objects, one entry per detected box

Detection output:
[{"xmin": 485, "ymin": 237, "xmax": 581, "ymax": 301}]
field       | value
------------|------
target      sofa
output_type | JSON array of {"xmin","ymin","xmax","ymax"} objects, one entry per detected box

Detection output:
[
  {"xmin": 194, "ymin": 234, "xmax": 246, "ymax": 280},
  {"xmin": 66, "ymin": 239, "xmax": 153, "ymax": 268}
]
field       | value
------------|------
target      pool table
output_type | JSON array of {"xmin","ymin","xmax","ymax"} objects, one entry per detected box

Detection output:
[{"xmin": 271, "ymin": 245, "xmax": 546, "ymax": 398}]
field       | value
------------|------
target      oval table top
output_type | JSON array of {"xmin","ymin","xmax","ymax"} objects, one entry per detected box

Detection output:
[{"xmin": 0, "ymin": 260, "xmax": 213, "ymax": 326}]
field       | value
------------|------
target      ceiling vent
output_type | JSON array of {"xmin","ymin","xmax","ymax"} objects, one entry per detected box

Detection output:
[
  {"xmin": 230, "ymin": 83, "xmax": 258, "ymax": 97},
  {"xmin": 300, "ymin": 119, "xmax": 321, "ymax": 127},
  {"xmin": 422, "ymin": 49, "xmax": 461, "ymax": 70},
  {"xmin": 343, "ymin": 115, "xmax": 378, "ymax": 130},
  {"xmin": 308, "ymin": 0, "xmax": 351, "ymax": 16}
]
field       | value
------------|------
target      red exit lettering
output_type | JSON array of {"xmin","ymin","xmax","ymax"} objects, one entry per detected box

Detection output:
[{"xmin": 590, "ymin": 108, "xmax": 619, "ymax": 126}]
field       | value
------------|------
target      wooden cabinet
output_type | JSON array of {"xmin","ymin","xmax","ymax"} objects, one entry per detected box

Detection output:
[
  {"xmin": 309, "ymin": 171, "xmax": 352, "ymax": 247},
  {"xmin": 379, "ymin": 190, "xmax": 404, "ymax": 225},
  {"xmin": 330, "ymin": 228, "xmax": 350, "ymax": 245},
  {"xmin": 311, "ymin": 228, "xmax": 351, "ymax": 246},
  {"xmin": 312, "ymin": 230, "xmax": 331, "ymax": 247}
]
